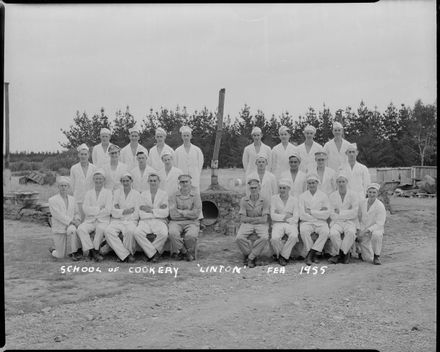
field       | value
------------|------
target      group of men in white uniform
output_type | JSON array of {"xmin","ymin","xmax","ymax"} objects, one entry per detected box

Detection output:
[
  {"xmin": 237, "ymin": 122, "xmax": 386, "ymax": 267},
  {"xmin": 48, "ymin": 121, "xmax": 386, "ymax": 268},
  {"xmin": 49, "ymin": 125, "xmax": 203, "ymax": 263}
]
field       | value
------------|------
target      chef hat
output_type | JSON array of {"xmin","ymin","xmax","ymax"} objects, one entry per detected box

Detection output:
[
  {"xmin": 93, "ymin": 169, "xmax": 106, "ymax": 178},
  {"xmin": 306, "ymin": 172, "xmax": 320, "ymax": 183},
  {"xmin": 288, "ymin": 152, "xmax": 301, "ymax": 162},
  {"xmin": 100, "ymin": 128, "xmax": 111, "ymax": 136},
  {"xmin": 246, "ymin": 177, "xmax": 260, "ymax": 185},
  {"xmin": 332, "ymin": 121, "xmax": 343, "ymax": 130},
  {"xmin": 128, "ymin": 125, "xmax": 140, "ymax": 134},
  {"xmin": 336, "ymin": 170, "xmax": 349, "ymax": 181},
  {"xmin": 108, "ymin": 144, "xmax": 120, "ymax": 153},
  {"xmin": 160, "ymin": 151, "xmax": 173, "ymax": 159},
  {"xmin": 278, "ymin": 178, "xmax": 292, "ymax": 188},
  {"xmin": 367, "ymin": 183, "xmax": 381, "ymax": 191},
  {"xmin": 179, "ymin": 126, "xmax": 192, "ymax": 134},
  {"xmin": 251, "ymin": 127, "xmax": 262, "ymax": 135},
  {"xmin": 255, "ymin": 153, "xmax": 268, "ymax": 162},
  {"xmin": 77, "ymin": 143, "xmax": 89, "ymax": 152},
  {"xmin": 304, "ymin": 125, "xmax": 316, "ymax": 133},
  {"xmin": 148, "ymin": 172, "xmax": 161, "ymax": 181},
  {"xmin": 178, "ymin": 174, "xmax": 192, "ymax": 181},
  {"xmin": 278, "ymin": 125, "xmax": 289, "ymax": 135},
  {"xmin": 120, "ymin": 172, "xmax": 133, "ymax": 181},
  {"xmin": 314, "ymin": 147, "xmax": 327, "ymax": 157},
  {"xmin": 56, "ymin": 176, "xmax": 71, "ymax": 186},
  {"xmin": 346, "ymin": 143, "xmax": 358, "ymax": 152},
  {"xmin": 155, "ymin": 127, "xmax": 167, "ymax": 136}
]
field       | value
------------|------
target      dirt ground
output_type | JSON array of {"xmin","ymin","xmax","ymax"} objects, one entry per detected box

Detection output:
[{"xmin": 3, "ymin": 195, "xmax": 436, "ymax": 350}]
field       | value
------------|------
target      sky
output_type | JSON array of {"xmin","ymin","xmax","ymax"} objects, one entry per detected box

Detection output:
[{"xmin": 3, "ymin": 1, "xmax": 437, "ymax": 152}]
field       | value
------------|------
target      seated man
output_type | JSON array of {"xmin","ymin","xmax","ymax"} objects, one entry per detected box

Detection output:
[
  {"xmin": 299, "ymin": 172, "xmax": 331, "ymax": 266},
  {"xmin": 235, "ymin": 178, "xmax": 270, "ymax": 268},
  {"xmin": 105, "ymin": 173, "xmax": 140, "ymax": 263},
  {"xmin": 270, "ymin": 178, "xmax": 299, "ymax": 266},
  {"xmin": 168, "ymin": 174, "xmax": 202, "ymax": 261},
  {"xmin": 357, "ymin": 183, "xmax": 387, "ymax": 265},
  {"xmin": 328, "ymin": 171, "xmax": 359, "ymax": 264},
  {"xmin": 48, "ymin": 176, "xmax": 82, "ymax": 261},
  {"xmin": 134, "ymin": 173, "xmax": 169, "ymax": 263},
  {"xmin": 77, "ymin": 169, "xmax": 113, "ymax": 262}
]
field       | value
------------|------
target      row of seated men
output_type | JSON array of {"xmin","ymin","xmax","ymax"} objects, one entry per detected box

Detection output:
[{"xmin": 49, "ymin": 167, "xmax": 386, "ymax": 267}]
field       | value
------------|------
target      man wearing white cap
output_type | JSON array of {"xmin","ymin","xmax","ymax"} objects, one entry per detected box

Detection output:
[
  {"xmin": 242, "ymin": 127, "xmax": 272, "ymax": 176},
  {"xmin": 174, "ymin": 126, "xmax": 204, "ymax": 193},
  {"xmin": 104, "ymin": 173, "xmax": 139, "ymax": 263},
  {"xmin": 327, "ymin": 171, "xmax": 359, "ymax": 264},
  {"xmin": 270, "ymin": 178, "xmax": 299, "ymax": 266},
  {"xmin": 313, "ymin": 148, "xmax": 337, "ymax": 196},
  {"xmin": 77, "ymin": 169, "xmax": 113, "ymax": 262},
  {"xmin": 120, "ymin": 125, "xmax": 149, "ymax": 170},
  {"xmin": 48, "ymin": 177, "xmax": 82, "ymax": 261},
  {"xmin": 236, "ymin": 178, "xmax": 270, "ymax": 268},
  {"xmin": 338, "ymin": 143, "xmax": 371, "ymax": 201},
  {"xmin": 70, "ymin": 143, "xmax": 97, "ymax": 221},
  {"xmin": 297, "ymin": 125, "xmax": 323, "ymax": 173},
  {"xmin": 168, "ymin": 174, "xmax": 202, "ymax": 261},
  {"xmin": 92, "ymin": 128, "xmax": 114, "ymax": 168},
  {"xmin": 246, "ymin": 153, "xmax": 277, "ymax": 202},
  {"xmin": 158, "ymin": 151, "xmax": 183, "ymax": 197},
  {"xmin": 103, "ymin": 145, "xmax": 129, "ymax": 192},
  {"xmin": 299, "ymin": 172, "xmax": 331, "ymax": 265},
  {"xmin": 133, "ymin": 173, "xmax": 169, "ymax": 263},
  {"xmin": 356, "ymin": 183, "xmax": 386, "ymax": 265},
  {"xmin": 147, "ymin": 127, "xmax": 174, "ymax": 171},
  {"xmin": 271, "ymin": 125, "xmax": 297, "ymax": 179},
  {"xmin": 280, "ymin": 152, "xmax": 307, "ymax": 198},
  {"xmin": 323, "ymin": 122, "xmax": 351, "ymax": 171},
  {"xmin": 130, "ymin": 151, "xmax": 156, "ymax": 193}
]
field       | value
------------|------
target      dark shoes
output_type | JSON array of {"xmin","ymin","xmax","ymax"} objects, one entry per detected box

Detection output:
[
  {"xmin": 150, "ymin": 252, "xmax": 160, "ymax": 263},
  {"xmin": 279, "ymin": 256, "xmax": 288, "ymax": 266},
  {"xmin": 247, "ymin": 257, "xmax": 256, "ymax": 268},
  {"xmin": 48, "ymin": 247, "xmax": 55, "ymax": 255},
  {"xmin": 243, "ymin": 255, "xmax": 249, "ymax": 265},
  {"xmin": 342, "ymin": 252, "xmax": 351, "ymax": 264},
  {"xmin": 90, "ymin": 249, "xmax": 103, "ymax": 262},
  {"xmin": 373, "ymin": 255, "xmax": 381, "ymax": 265},
  {"xmin": 305, "ymin": 250, "xmax": 318, "ymax": 266},
  {"xmin": 71, "ymin": 251, "xmax": 82, "ymax": 261},
  {"xmin": 185, "ymin": 252, "xmax": 194, "ymax": 262},
  {"xmin": 328, "ymin": 255, "xmax": 340, "ymax": 264}
]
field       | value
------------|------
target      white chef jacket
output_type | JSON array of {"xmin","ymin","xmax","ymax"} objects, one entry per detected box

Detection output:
[
  {"xmin": 358, "ymin": 198, "xmax": 386, "ymax": 232},
  {"xmin": 271, "ymin": 142, "xmax": 298, "ymax": 179},
  {"xmin": 174, "ymin": 143, "xmax": 204, "ymax": 190},
  {"xmin": 270, "ymin": 194, "xmax": 299, "ymax": 224},
  {"xmin": 313, "ymin": 166, "xmax": 337, "ymax": 196},
  {"xmin": 280, "ymin": 170, "xmax": 307, "ymax": 198},
  {"xmin": 70, "ymin": 162, "xmax": 97, "ymax": 203},
  {"xmin": 48, "ymin": 194, "xmax": 81, "ymax": 233},
  {"xmin": 130, "ymin": 165, "xmax": 157, "ymax": 193},
  {"xmin": 246, "ymin": 170, "xmax": 278, "ymax": 203},
  {"xmin": 92, "ymin": 143, "xmax": 115, "ymax": 168},
  {"xmin": 339, "ymin": 161, "xmax": 371, "ymax": 201},
  {"xmin": 120, "ymin": 143, "xmax": 149, "ymax": 171},
  {"xmin": 242, "ymin": 142, "xmax": 272, "ymax": 176},
  {"xmin": 296, "ymin": 141, "xmax": 323, "ymax": 173},
  {"xmin": 147, "ymin": 144, "xmax": 174, "ymax": 171},
  {"xmin": 158, "ymin": 166, "xmax": 183, "ymax": 197},
  {"xmin": 139, "ymin": 188, "xmax": 169, "ymax": 221},
  {"xmin": 103, "ymin": 162, "xmax": 129, "ymax": 192},
  {"xmin": 328, "ymin": 189, "xmax": 359, "ymax": 227},
  {"xmin": 111, "ymin": 188, "xmax": 141, "ymax": 224},
  {"xmin": 298, "ymin": 189, "xmax": 331, "ymax": 225},
  {"xmin": 82, "ymin": 187, "xmax": 113, "ymax": 223},
  {"xmin": 323, "ymin": 138, "xmax": 351, "ymax": 171}
]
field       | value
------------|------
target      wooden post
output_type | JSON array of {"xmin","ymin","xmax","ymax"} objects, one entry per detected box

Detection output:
[
  {"xmin": 210, "ymin": 88, "xmax": 225, "ymax": 188},
  {"xmin": 4, "ymin": 82, "xmax": 12, "ymax": 193}
]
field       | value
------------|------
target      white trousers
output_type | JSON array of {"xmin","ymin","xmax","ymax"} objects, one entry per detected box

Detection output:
[
  {"xmin": 300, "ymin": 222, "xmax": 329, "ymax": 253},
  {"xmin": 134, "ymin": 219, "xmax": 168, "ymax": 258},
  {"xmin": 105, "ymin": 221, "xmax": 137, "ymax": 260},
  {"xmin": 77, "ymin": 221, "xmax": 109, "ymax": 252},
  {"xmin": 357, "ymin": 229, "xmax": 384, "ymax": 262},
  {"xmin": 270, "ymin": 222, "xmax": 299, "ymax": 259},
  {"xmin": 329, "ymin": 222, "xmax": 356, "ymax": 255},
  {"xmin": 51, "ymin": 225, "xmax": 81, "ymax": 258}
]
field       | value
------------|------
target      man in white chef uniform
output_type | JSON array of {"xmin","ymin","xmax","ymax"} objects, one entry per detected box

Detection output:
[
  {"xmin": 130, "ymin": 150, "xmax": 156, "ymax": 193},
  {"xmin": 242, "ymin": 126, "xmax": 272, "ymax": 176},
  {"xmin": 70, "ymin": 143, "xmax": 97, "ymax": 221},
  {"xmin": 120, "ymin": 125, "xmax": 149, "ymax": 171},
  {"xmin": 147, "ymin": 127, "xmax": 174, "ymax": 171},
  {"xmin": 271, "ymin": 125, "xmax": 297, "ymax": 179},
  {"xmin": 246, "ymin": 153, "xmax": 277, "ymax": 202},
  {"xmin": 92, "ymin": 128, "xmax": 114, "ymax": 168},
  {"xmin": 323, "ymin": 122, "xmax": 351, "ymax": 172},
  {"xmin": 173, "ymin": 126, "xmax": 204, "ymax": 193},
  {"xmin": 103, "ymin": 145, "xmax": 129, "ymax": 193},
  {"xmin": 158, "ymin": 151, "xmax": 183, "ymax": 197},
  {"xmin": 297, "ymin": 125, "xmax": 323, "ymax": 173},
  {"xmin": 280, "ymin": 152, "xmax": 307, "ymax": 198}
]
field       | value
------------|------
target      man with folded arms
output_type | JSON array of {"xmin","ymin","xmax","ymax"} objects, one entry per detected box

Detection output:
[
  {"xmin": 105, "ymin": 172, "xmax": 140, "ymax": 263},
  {"xmin": 77, "ymin": 169, "xmax": 113, "ymax": 262},
  {"xmin": 133, "ymin": 173, "xmax": 169, "ymax": 263},
  {"xmin": 168, "ymin": 174, "xmax": 202, "ymax": 261},
  {"xmin": 328, "ymin": 171, "xmax": 359, "ymax": 264},
  {"xmin": 299, "ymin": 173, "xmax": 331, "ymax": 266},
  {"xmin": 48, "ymin": 176, "xmax": 82, "ymax": 261},
  {"xmin": 235, "ymin": 178, "xmax": 270, "ymax": 268},
  {"xmin": 270, "ymin": 178, "xmax": 299, "ymax": 266}
]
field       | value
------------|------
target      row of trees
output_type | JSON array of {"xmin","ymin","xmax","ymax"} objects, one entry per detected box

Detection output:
[{"xmin": 58, "ymin": 99, "xmax": 437, "ymax": 168}]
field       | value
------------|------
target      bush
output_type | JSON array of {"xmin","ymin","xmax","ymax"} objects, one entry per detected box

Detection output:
[
  {"xmin": 9, "ymin": 160, "xmax": 42, "ymax": 172},
  {"xmin": 42, "ymin": 152, "xmax": 77, "ymax": 171},
  {"xmin": 39, "ymin": 169, "xmax": 57, "ymax": 186}
]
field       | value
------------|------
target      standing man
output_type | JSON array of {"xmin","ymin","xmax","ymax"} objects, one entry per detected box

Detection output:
[
  {"xmin": 77, "ymin": 169, "xmax": 113, "ymax": 262},
  {"xmin": 299, "ymin": 173, "xmax": 331, "ymax": 266},
  {"xmin": 297, "ymin": 125, "xmax": 323, "ymax": 173},
  {"xmin": 130, "ymin": 151, "xmax": 156, "ymax": 193},
  {"xmin": 70, "ymin": 143, "xmax": 97, "ymax": 220},
  {"xmin": 168, "ymin": 174, "xmax": 202, "ymax": 261},
  {"xmin": 357, "ymin": 183, "xmax": 387, "ymax": 265},
  {"xmin": 271, "ymin": 125, "xmax": 297, "ymax": 179},
  {"xmin": 92, "ymin": 128, "xmax": 114, "ymax": 168},
  {"xmin": 103, "ymin": 145, "xmax": 129, "ymax": 192},
  {"xmin": 120, "ymin": 125, "xmax": 149, "ymax": 171},
  {"xmin": 314, "ymin": 148, "xmax": 337, "ymax": 196},
  {"xmin": 174, "ymin": 126, "xmax": 204, "ymax": 193},
  {"xmin": 133, "ymin": 173, "xmax": 169, "ymax": 263},
  {"xmin": 328, "ymin": 171, "xmax": 359, "ymax": 264},
  {"xmin": 339, "ymin": 143, "xmax": 371, "ymax": 202},
  {"xmin": 281, "ymin": 152, "xmax": 307, "ymax": 198},
  {"xmin": 323, "ymin": 122, "xmax": 351, "ymax": 172},
  {"xmin": 242, "ymin": 127, "xmax": 272, "ymax": 176},
  {"xmin": 246, "ymin": 153, "xmax": 277, "ymax": 202},
  {"xmin": 48, "ymin": 176, "xmax": 82, "ymax": 261},
  {"xmin": 147, "ymin": 127, "xmax": 174, "ymax": 171},
  {"xmin": 158, "ymin": 151, "xmax": 183, "ymax": 197},
  {"xmin": 270, "ymin": 178, "xmax": 299, "ymax": 266},
  {"xmin": 235, "ymin": 178, "xmax": 270, "ymax": 268}
]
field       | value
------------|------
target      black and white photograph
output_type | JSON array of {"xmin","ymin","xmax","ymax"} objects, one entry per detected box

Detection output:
[{"xmin": 2, "ymin": 2, "xmax": 436, "ymax": 350}]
